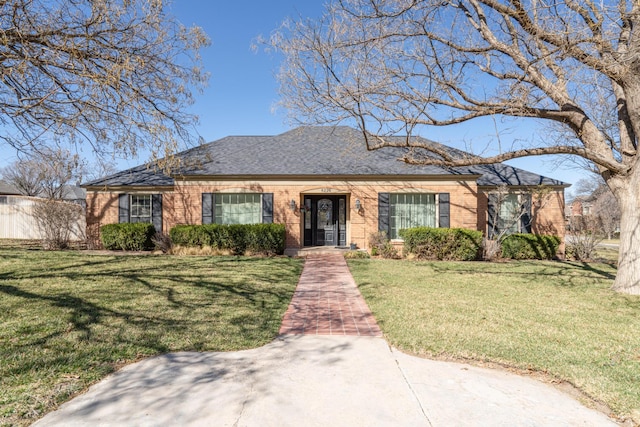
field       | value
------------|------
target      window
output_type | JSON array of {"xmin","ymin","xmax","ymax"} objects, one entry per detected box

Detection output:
[
  {"xmin": 130, "ymin": 195, "xmax": 152, "ymax": 223},
  {"xmin": 214, "ymin": 193, "xmax": 261, "ymax": 224},
  {"xmin": 118, "ymin": 193, "xmax": 162, "ymax": 232},
  {"xmin": 488, "ymin": 192, "xmax": 532, "ymax": 238},
  {"xmin": 389, "ymin": 193, "xmax": 437, "ymax": 239},
  {"xmin": 497, "ymin": 194, "xmax": 519, "ymax": 235},
  {"xmin": 0, "ymin": 196, "xmax": 7, "ymax": 205}
]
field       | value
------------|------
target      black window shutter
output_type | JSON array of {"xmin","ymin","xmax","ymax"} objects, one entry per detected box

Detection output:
[
  {"xmin": 487, "ymin": 193, "xmax": 498, "ymax": 239},
  {"xmin": 118, "ymin": 194, "xmax": 129, "ymax": 223},
  {"xmin": 438, "ymin": 193, "xmax": 450, "ymax": 228},
  {"xmin": 520, "ymin": 193, "xmax": 532, "ymax": 233},
  {"xmin": 152, "ymin": 194, "xmax": 162, "ymax": 232},
  {"xmin": 262, "ymin": 193, "xmax": 273, "ymax": 224},
  {"xmin": 378, "ymin": 193, "xmax": 390, "ymax": 236},
  {"xmin": 202, "ymin": 193, "xmax": 213, "ymax": 224}
]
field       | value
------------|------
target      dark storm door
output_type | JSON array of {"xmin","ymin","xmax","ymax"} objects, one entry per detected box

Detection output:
[
  {"xmin": 316, "ymin": 198, "xmax": 334, "ymax": 246},
  {"xmin": 304, "ymin": 195, "xmax": 346, "ymax": 247}
]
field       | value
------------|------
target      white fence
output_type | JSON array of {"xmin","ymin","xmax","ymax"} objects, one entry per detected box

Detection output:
[{"xmin": 0, "ymin": 195, "xmax": 86, "ymax": 240}]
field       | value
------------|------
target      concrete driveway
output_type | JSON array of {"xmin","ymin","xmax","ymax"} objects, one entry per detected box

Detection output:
[{"xmin": 34, "ymin": 335, "xmax": 617, "ymax": 427}]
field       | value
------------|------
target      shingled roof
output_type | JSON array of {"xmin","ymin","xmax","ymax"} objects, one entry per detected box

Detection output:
[{"xmin": 83, "ymin": 126, "xmax": 567, "ymax": 188}]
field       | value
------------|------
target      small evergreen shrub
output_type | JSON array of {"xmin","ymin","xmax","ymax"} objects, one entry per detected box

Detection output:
[
  {"xmin": 400, "ymin": 227, "xmax": 483, "ymax": 261},
  {"xmin": 245, "ymin": 224, "xmax": 286, "ymax": 255},
  {"xmin": 101, "ymin": 223, "xmax": 156, "ymax": 251},
  {"xmin": 501, "ymin": 234, "xmax": 561, "ymax": 260},
  {"xmin": 169, "ymin": 223, "xmax": 286, "ymax": 256}
]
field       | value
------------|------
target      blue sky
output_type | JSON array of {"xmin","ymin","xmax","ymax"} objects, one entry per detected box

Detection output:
[{"xmin": 0, "ymin": 0, "xmax": 588, "ymax": 188}]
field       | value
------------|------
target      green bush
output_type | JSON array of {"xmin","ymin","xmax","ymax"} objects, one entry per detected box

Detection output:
[
  {"xmin": 168, "ymin": 225, "xmax": 209, "ymax": 247},
  {"xmin": 169, "ymin": 223, "xmax": 286, "ymax": 256},
  {"xmin": 400, "ymin": 227, "xmax": 482, "ymax": 261},
  {"xmin": 101, "ymin": 223, "xmax": 156, "ymax": 251},
  {"xmin": 501, "ymin": 234, "xmax": 561, "ymax": 260},
  {"xmin": 245, "ymin": 224, "xmax": 286, "ymax": 255}
]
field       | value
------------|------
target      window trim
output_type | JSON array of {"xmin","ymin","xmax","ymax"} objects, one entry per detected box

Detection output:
[
  {"xmin": 388, "ymin": 193, "xmax": 439, "ymax": 239},
  {"xmin": 129, "ymin": 194, "xmax": 153, "ymax": 224},
  {"xmin": 379, "ymin": 192, "xmax": 449, "ymax": 240},
  {"xmin": 202, "ymin": 192, "xmax": 274, "ymax": 225},
  {"xmin": 214, "ymin": 192, "xmax": 262, "ymax": 225}
]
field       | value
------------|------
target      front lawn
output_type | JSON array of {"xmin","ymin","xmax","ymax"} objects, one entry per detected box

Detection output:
[
  {"xmin": 0, "ymin": 250, "xmax": 302, "ymax": 426},
  {"xmin": 348, "ymin": 259, "xmax": 640, "ymax": 424}
]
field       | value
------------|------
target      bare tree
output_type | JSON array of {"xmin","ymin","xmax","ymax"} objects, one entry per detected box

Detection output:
[
  {"xmin": 2, "ymin": 148, "xmax": 86, "ymax": 249},
  {"xmin": 0, "ymin": 158, "xmax": 43, "ymax": 196},
  {"xmin": 0, "ymin": 0, "xmax": 209, "ymax": 163},
  {"xmin": 37, "ymin": 148, "xmax": 84, "ymax": 199},
  {"xmin": 567, "ymin": 215, "xmax": 603, "ymax": 261},
  {"xmin": 593, "ymin": 190, "xmax": 621, "ymax": 240},
  {"xmin": 33, "ymin": 199, "xmax": 84, "ymax": 250},
  {"xmin": 1, "ymin": 147, "xmax": 84, "ymax": 199},
  {"xmin": 273, "ymin": 0, "xmax": 640, "ymax": 294},
  {"xmin": 571, "ymin": 178, "xmax": 603, "ymax": 201}
]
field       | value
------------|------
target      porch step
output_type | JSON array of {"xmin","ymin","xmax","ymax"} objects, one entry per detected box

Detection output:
[{"xmin": 285, "ymin": 246, "xmax": 356, "ymax": 257}]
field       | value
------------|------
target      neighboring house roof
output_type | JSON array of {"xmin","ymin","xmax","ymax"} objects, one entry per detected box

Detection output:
[
  {"xmin": 83, "ymin": 126, "xmax": 568, "ymax": 188},
  {"xmin": 0, "ymin": 180, "xmax": 86, "ymax": 200},
  {"xmin": 0, "ymin": 180, "xmax": 21, "ymax": 195},
  {"xmin": 59, "ymin": 185, "xmax": 86, "ymax": 201}
]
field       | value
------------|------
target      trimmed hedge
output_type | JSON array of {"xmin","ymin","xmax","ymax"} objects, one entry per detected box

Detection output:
[
  {"xmin": 400, "ymin": 227, "xmax": 483, "ymax": 261},
  {"xmin": 501, "ymin": 234, "xmax": 561, "ymax": 260},
  {"xmin": 101, "ymin": 223, "xmax": 156, "ymax": 251},
  {"xmin": 169, "ymin": 223, "xmax": 286, "ymax": 255}
]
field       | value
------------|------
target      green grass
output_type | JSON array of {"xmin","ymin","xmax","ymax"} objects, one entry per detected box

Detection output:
[
  {"xmin": 0, "ymin": 249, "xmax": 302, "ymax": 426},
  {"xmin": 348, "ymin": 259, "xmax": 640, "ymax": 423}
]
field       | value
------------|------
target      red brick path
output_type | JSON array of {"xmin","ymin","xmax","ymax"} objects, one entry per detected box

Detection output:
[{"xmin": 279, "ymin": 254, "xmax": 382, "ymax": 337}]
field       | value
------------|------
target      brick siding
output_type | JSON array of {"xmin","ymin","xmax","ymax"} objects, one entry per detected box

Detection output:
[{"xmin": 86, "ymin": 179, "xmax": 565, "ymax": 252}]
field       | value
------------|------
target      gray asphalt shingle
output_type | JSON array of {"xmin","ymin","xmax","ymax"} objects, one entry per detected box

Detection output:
[{"xmin": 82, "ymin": 126, "xmax": 566, "ymax": 187}]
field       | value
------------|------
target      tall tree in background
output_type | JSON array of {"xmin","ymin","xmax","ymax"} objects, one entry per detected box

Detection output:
[
  {"xmin": 0, "ymin": 157, "xmax": 43, "ymax": 196},
  {"xmin": 273, "ymin": 0, "xmax": 640, "ymax": 294},
  {"xmin": 0, "ymin": 0, "xmax": 209, "ymax": 163},
  {"xmin": 1, "ymin": 148, "xmax": 84, "ymax": 199},
  {"xmin": 0, "ymin": 148, "xmax": 86, "ymax": 249}
]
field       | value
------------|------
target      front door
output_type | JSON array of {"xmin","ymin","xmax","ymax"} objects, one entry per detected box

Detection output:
[{"xmin": 303, "ymin": 195, "xmax": 347, "ymax": 247}]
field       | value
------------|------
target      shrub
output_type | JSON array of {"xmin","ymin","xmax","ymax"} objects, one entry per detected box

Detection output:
[
  {"xmin": 501, "ymin": 234, "xmax": 561, "ymax": 260},
  {"xmin": 101, "ymin": 223, "xmax": 156, "ymax": 251},
  {"xmin": 169, "ymin": 223, "xmax": 286, "ymax": 256},
  {"xmin": 400, "ymin": 227, "xmax": 483, "ymax": 261},
  {"xmin": 33, "ymin": 199, "xmax": 84, "ymax": 250},
  {"xmin": 168, "ymin": 225, "xmax": 209, "ymax": 247},
  {"xmin": 566, "ymin": 216, "xmax": 602, "ymax": 261},
  {"xmin": 152, "ymin": 232, "xmax": 173, "ymax": 253},
  {"xmin": 368, "ymin": 231, "xmax": 399, "ymax": 259},
  {"xmin": 245, "ymin": 224, "xmax": 286, "ymax": 255}
]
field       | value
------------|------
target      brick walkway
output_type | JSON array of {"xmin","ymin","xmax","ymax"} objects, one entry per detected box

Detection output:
[{"xmin": 279, "ymin": 254, "xmax": 382, "ymax": 337}]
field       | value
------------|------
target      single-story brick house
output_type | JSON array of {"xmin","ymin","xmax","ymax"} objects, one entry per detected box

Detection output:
[{"xmin": 82, "ymin": 126, "xmax": 568, "ymax": 252}]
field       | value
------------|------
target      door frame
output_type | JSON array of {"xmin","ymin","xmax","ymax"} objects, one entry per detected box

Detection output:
[{"xmin": 303, "ymin": 194, "xmax": 347, "ymax": 247}]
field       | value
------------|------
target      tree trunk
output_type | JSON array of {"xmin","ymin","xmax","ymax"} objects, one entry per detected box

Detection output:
[{"xmin": 611, "ymin": 172, "xmax": 640, "ymax": 294}]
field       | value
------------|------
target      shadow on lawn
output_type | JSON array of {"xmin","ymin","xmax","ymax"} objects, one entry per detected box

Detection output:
[
  {"xmin": 415, "ymin": 260, "xmax": 617, "ymax": 287},
  {"xmin": 557, "ymin": 260, "xmax": 617, "ymax": 281},
  {"xmin": 0, "ymin": 255, "xmax": 302, "ymax": 376}
]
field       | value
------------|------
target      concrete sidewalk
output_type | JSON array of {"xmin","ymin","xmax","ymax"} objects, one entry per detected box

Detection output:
[{"xmin": 34, "ymin": 335, "xmax": 616, "ymax": 426}]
